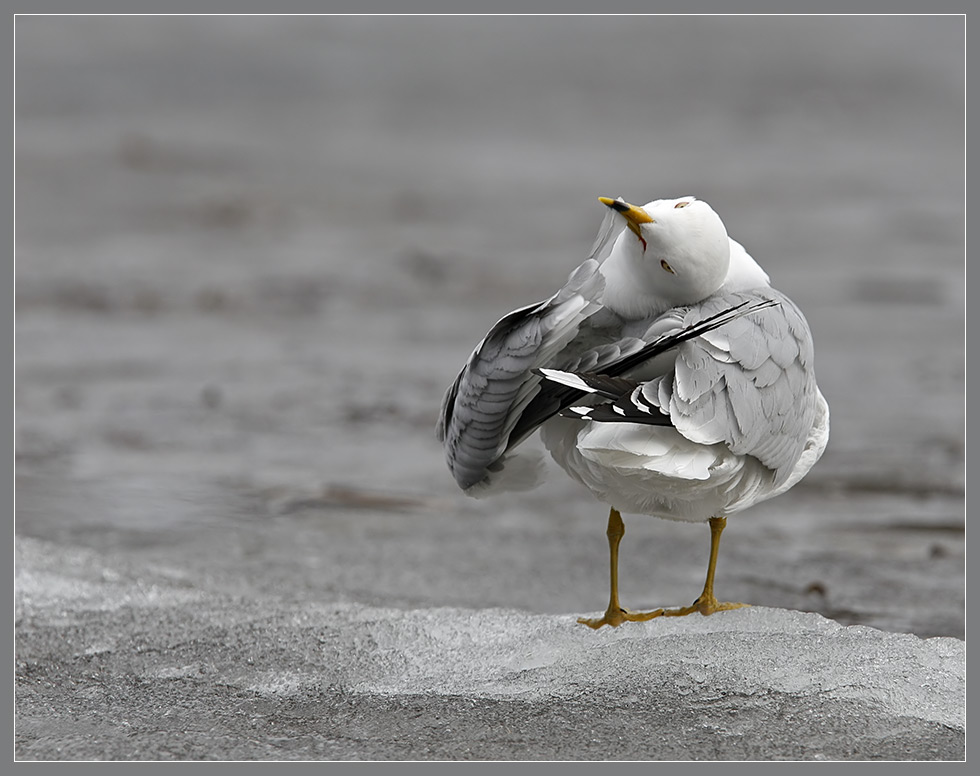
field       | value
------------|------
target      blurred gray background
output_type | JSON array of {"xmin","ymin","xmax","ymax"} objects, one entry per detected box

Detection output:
[{"xmin": 17, "ymin": 16, "xmax": 963, "ymax": 640}]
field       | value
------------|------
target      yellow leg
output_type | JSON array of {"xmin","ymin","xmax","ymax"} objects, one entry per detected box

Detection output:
[
  {"xmin": 578, "ymin": 513, "xmax": 747, "ymax": 629},
  {"xmin": 659, "ymin": 516, "xmax": 748, "ymax": 618},
  {"xmin": 577, "ymin": 507, "xmax": 666, "ymax": 629}
]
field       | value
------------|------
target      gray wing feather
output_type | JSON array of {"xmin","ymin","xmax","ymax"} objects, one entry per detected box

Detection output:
[
  {"xmin": 669, "ymin": 289, "xmax": 817, "ymax": 485},
  {"xmin": 437, "ymin": 259, "xmax": 606, "ymax": 490}
]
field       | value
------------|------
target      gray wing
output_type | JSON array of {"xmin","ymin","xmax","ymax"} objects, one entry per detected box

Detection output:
[
  {"xmin": 549, "ymin": 289, "xmax": 818, "ymax": 487},
  {"xmin": 672, "ymin": 289, "xmax": 817, "ymax": 484},
  {"xmin": 437, "ymin": 259, "xmax": 607, "ymax": 491},
  {"xmin": 437, "ymin": 202, "xmax": 642, "ymax": 493}
]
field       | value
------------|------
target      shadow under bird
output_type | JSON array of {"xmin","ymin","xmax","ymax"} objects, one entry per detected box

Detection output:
[{"xmin": 437, "ymin": 195, "xmax": 829, "ymax": 628}]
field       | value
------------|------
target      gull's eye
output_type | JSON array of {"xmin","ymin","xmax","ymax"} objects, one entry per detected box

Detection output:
[
  {"xmin": 674, "ymin": 201, "xmax": 689, "ymax": 209},
  {"xmin": 660, "ymin": 260, "xmax": 675, "ymax": 274}
]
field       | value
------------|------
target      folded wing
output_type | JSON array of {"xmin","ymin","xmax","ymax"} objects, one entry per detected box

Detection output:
[{"xmin": 543, "ymin": 289, "xmax": 817, "ymax": 487}]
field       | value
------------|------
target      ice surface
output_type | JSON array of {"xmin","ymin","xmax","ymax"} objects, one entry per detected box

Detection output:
[
  {"xmin": 15, "ymin": 537, "xmax": 964, "ymax": 760},
  {"xmin": 331, "ymin": 606, "xmax": 964, "ymax": 730}
]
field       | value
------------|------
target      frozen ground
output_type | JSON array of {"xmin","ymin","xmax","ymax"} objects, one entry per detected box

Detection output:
[
  {"xmin": 15, "ymin": 537, "xmax": 964, "ymax": 760},
  {"xmin": 16, "ymin": 17, "xmax": 964, "ymax": 760}
]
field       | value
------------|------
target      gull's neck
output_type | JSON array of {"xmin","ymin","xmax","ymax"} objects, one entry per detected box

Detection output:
[
  {"xmin": 718, "ymin": 238, "xmax": 771, "ymax": 294},
  {"xmin": 597, "ymin": 234, "xmax": 674, "ymax": 320},
  {"xmin": 598, "ymin": 235, "xmax": 771, "ymax": 320},
  {"xmin": 599, "ymin": 261, "xmax": 674, "ymax": 320}
]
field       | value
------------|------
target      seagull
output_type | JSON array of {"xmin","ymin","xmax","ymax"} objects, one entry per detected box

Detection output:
[{"xmin": 437, "ymin": 195, "xmax": 829, "ymax": 628}]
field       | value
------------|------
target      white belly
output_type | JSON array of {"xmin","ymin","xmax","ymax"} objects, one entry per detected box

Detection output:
[{"xmin": 539, "ymin": 389, "xmax": 829, "ymax": 523}]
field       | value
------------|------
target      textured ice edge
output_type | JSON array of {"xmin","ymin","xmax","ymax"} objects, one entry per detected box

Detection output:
[
  {"xmin": 325, "ymin": 605, "xmax": 964, "ymax": 730},
  {"xmin": 16, "ymin": 538, "xmax": 964, "ymax": 732}
]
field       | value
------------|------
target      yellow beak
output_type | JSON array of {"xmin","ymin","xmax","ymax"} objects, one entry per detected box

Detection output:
[{"xmin": 598, "ymin": 197, "xmax": 654, "ymax": 240}]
